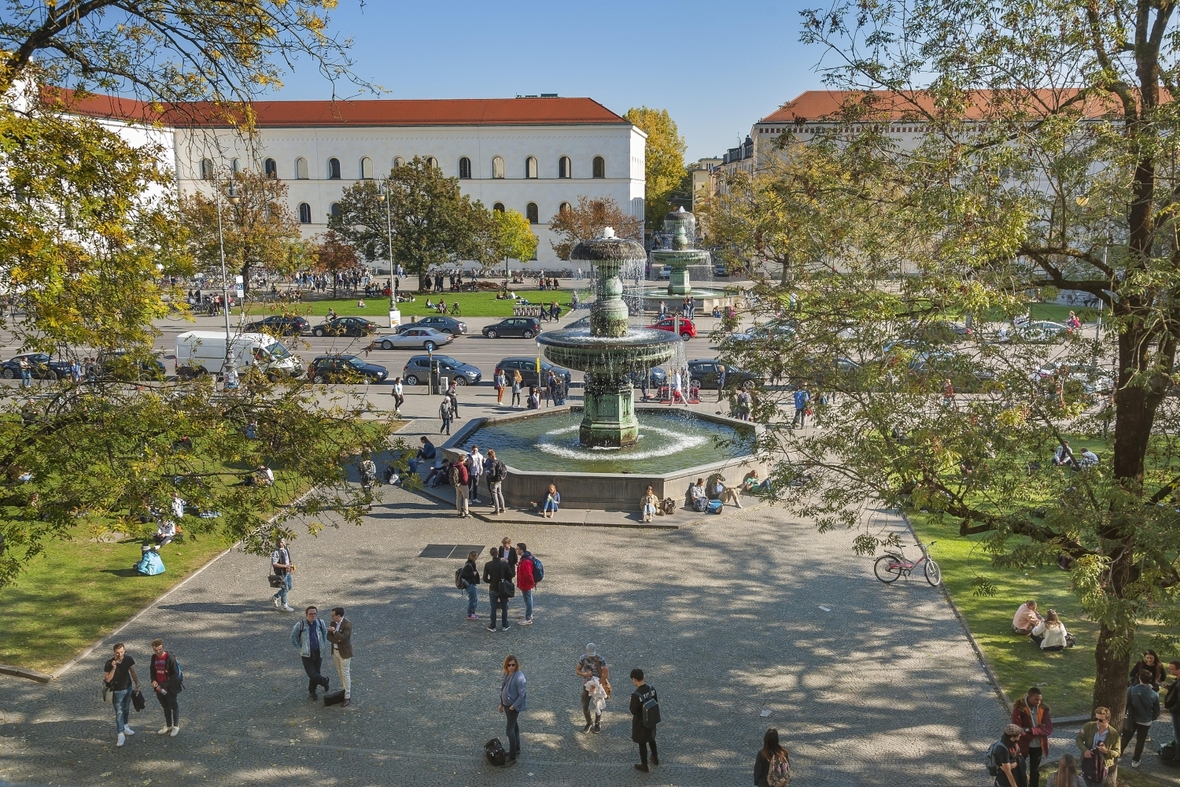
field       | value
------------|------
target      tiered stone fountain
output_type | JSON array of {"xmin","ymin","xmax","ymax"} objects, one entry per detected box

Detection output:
[{"xmin": 652, "ymin": 207, "xmax": 710, "ymax": 296}]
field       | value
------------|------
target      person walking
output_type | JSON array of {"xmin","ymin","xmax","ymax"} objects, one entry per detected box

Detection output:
[
  {"xmin": 359, "ymin": 454, "xmax": 378, "ymax": 509},
  {"xmin": 942, "ymin": 378, "xmax": 956, "ymax": 409},
  {"xmin": 792, "ymin": 387, "xmax": 810, "ymax": 428},
  {"xmin": 1076, "ymin": 707, "xmax": 1120, "ymax": 786},
  {"xmin": 483, "ymin": 547, "xmax": 515, "ymax": 631},
  {"xmin": 1012, "ymin": 687, "xmax": 1054, "ymax": 787},
  {"xmin": 576, "ymin": 643, "xmax": 610, "ymax": 733},
  {"xmin": 148, "ymin": 638, "xmax": 182, "ymax": 737},
  {"xmin": 753, "ymin": 728, "xmax": 791, "ymax": 787},
  {"xmin": 629, "ymin": 668, "xmax": 659, "ymax": 772},
  {"xmin": 487, "ymin": 449, "xmax": 507, "ymax": 513},
  {"xmin": 448, "ymin": 453, "xmax": 470, "ymax": 517},
  {"xmin": 515, "ymin": 543, "xmax": 537, "ymax": 625},
  {"xmin": 1123, "ymin": 669, "xmax": 1160, "ymax": 767},
  {"xmin": 103, "ymin": 643, "xmax": 141, "ymax": 747},
  {"xmin": 468, "ymin": 446, "xmax": 485, "ymax": 504},
  {"xmin": 511, "ymin": 370, "xmax": 523, "ymax": 408},
  {"xmin": 446, "ymin": 380, "xmax": 459, "ymax": 415},
  {"xmin": 326, "ymin": 607, "xmax": 352, "ymax": 707},
  {"xmin": 494, "ymin": 369, "xmax": 506, "ymax": 406},
  {"xmin": 1166, "ymin": 660, "xmax": 1180, "ymax": 750},
  {"xmin": 270, "ymin": 538, "xmax": 294, "ymax": 612},
  {"xmin": 291, "ymin": 606, "xmax": 331, "ymax": 700},
  {"xmin": 439, "ymin": 396, "xmax": 454, "ymax": 435},
  {"xmin": 993, "ymin": 723, "xmax": 1028, "ymax": 787},
  {"xmin": 391, "ymin": 377, "xmax": 404, "ymax": 417},
  {"xmin": 460, "ymin": 551, "xmax": 481, "ymax": 620},
  {"xmin": 498, "ymin": 655, "xmax": 526, "ymax": 764},
  {"xmin": 716, "ymin": 365, "xmax": 727, "ymax": 402}
]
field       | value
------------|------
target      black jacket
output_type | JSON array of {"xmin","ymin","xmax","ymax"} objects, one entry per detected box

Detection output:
[
  {"xmin": 498, "ymin": 545, "xmax": 519, "ymax": 567},
  {"xmin": 150, "ymin": 651, "xmax": 183, "ymax": 695},
  {"xmin": 460, "ymin": 559, "xmax": 480, "ymax": 586},
  {"xmin": 630, "ymin": 683, "xmax": 658, "ymax": 743},
  {"xmin": 483, "ymin": 558, "xmax": 515, "ymax": 596}
]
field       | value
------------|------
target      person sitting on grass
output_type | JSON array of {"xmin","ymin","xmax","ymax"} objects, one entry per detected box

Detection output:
[
  {"xmin": 1031, "ymin": 609, "xmax": 1070, "ymax": 651},
  {"xmin": 1013, "ymin": 600, "xmax": 1043, "ymax": 635},
  {"xmin": 153, "ymin": 519, "xmax": 177, "ymax": 549}
]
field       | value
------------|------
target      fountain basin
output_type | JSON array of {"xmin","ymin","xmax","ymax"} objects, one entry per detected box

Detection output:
[
  {"xmin": 443, "ymin": 407, "xmax": 763, "ymax": 511},
  {"xmin": 537, "ymin": 326, "xmax": 681, "ymax": 376}
]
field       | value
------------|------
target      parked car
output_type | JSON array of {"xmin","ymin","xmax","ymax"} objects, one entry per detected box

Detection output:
[
  {"xmin": 1, "ymin": 353, "xmax": 72, "ymax": 380},
  {"xmin": 687, "ymin": 359, "xmax": 760, "ymax": 389},
  {"xmin": 1031, "ymin": 361, "xmax": 1114, "ymax": 395},
  {"xmin": 907, "ymin": 349, "xmax": 996, "ymax": 392},
  {"xmin": 397, "ymin": 315, "xmax": 467, "ymax": 335},
  {"xmin": 650, "ymin": 316, "xmax": 696, "ymax": 340},
  {"xmin": 497, "ymin": 356, "xmax": 572, "ymax": 389},
  {"xmin": 307, "ymin": 354, "xmax": 388, "ymax": 384},
  {"xmin": 483, "ymin": 317, "xmax": 541, "ymax": 339},
  {"xmin": 585, "ymin": 367, "xmax": 668, "ymax": 389},
  {"xmin": 312, "ymin": 316, "xmax": 378, "ymax": 337},
  {"xmin": 725, "ymin": 320, "xmax": 795, "ymax": 344},
  {"xmin": 713, "ymin": 263, "xmax": 730, "ymax": 277},
  {"xmin": 370, "ymin": 327, "xmax": 453, "ymax": 351},
  {"xmin": 996, "ymin": 320, "xmax": 1070, "ymax": 344},
  {"xmin": 243, "ymin": 315, "xmax": 310, "ymax": 336},
  {"xmin": 402, "ymin": 354, "xmax": 482, "ymax": 386},
  {"xmin": 97, "ymin": 350, "xmax": 167, "ymax": 382}
]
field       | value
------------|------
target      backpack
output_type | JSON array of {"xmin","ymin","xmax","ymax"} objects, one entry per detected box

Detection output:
[
  {"xmin": 984, "ymin": 741, "xmax": 1005, "ymax": 778},
  {"xmin": 637, "ymin": 686, "xmax": 660, "ymax": 729},
  {"xmin": 661, "ymin": 497, "xmax": 677, "ymax": 515},
  {"xmin": 454, "ymin": 567, "xmax": 465, "ymax": 589},
  {"xmin": 1161, "ymin": 740, "xmax": 1180, "ymax": 767},
  {"xmin": 525, "ymin": 554, "xmax": 544, "ymax": 582},
  {"xmin": 484, "ymin": 737, "xmax": 507, "ymax": 767},
  {"xmin": 767, "ymin": 753, "xmax": 792, "ymax": 787},
  {"xmin": 489, "ymin": 460, "xmax": 508, "ymax": 483}
]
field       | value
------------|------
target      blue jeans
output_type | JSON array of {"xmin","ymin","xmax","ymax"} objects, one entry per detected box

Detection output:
[
  {"xmin": 504, "ymin": 708, "xmax": 521, "ymax": 757},
  {"xmin": 20, "ymin": 369, "xmax": 31, "ymax": 387},
  {"xmin": 543, "ymin": 501, "xmax": 558, "ymax": 513},
  {"xmin": 465, "ymin": 583, "xmax": 479, "ymax": 616},
  {"xmin": 113, "ymin": 688, "xmax": 133, "ymax": 733},
  {"xmin": 522, "ymin": 589, "xmax": 534, "ymax": 621},
  {"xmin": 272, "ymin": 573, "xmax": 292, "ymax": 606}
]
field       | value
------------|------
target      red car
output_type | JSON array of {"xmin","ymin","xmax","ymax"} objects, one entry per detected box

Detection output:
[{"xmin": 650, "ymin": 316, "xmax": 696, "ymax": 340}]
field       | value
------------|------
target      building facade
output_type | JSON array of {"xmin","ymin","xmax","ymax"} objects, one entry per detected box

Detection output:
[{"xmin": 60, "ymin": 93, "xmax": 647, "ymax": 266}]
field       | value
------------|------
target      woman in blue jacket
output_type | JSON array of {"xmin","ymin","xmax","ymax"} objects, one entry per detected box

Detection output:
[{"xmin": 499, "ymin": 655, "xmax": 526, "ymax": 763}]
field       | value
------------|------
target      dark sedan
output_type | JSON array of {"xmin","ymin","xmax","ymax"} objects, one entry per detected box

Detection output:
[
  {"xmin": 312, "ymin": 317, "xmax": 378, "ymax": 338},
  {"xmin": 244, "ymin": 315, "xmax": 311, "ymax": 336},
  {"xmin": 1, "ymin": 353, "xmax": 72, "ymax": 380},
  {"xmin": 687, "ymin": 359, "xmax": 759, "ymax": 389},
  {"xmin": 397, "ymin": 315, "xmax": 467, "ymax": 335},
  {"xmin": 497, "ymin": 357, "xmax": 571, "ymax": 389},
  {"xmin": 483, "ymin": 317, "xmax": 541, "ymax": 339},
  {"xmin": 307, "ymin": 354, "xmax": 388, "ymax": 384},
  {"xmin": 97, "ymin": 350, "xmax": 167, "ymax": 382}
]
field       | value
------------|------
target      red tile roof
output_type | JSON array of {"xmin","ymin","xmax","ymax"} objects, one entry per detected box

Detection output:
[
  {"xmin": 43, "ymin": 89, "xmax": 629, "ymax": 127},
  {"xmin": 761, "ymin": 89, "xmax": 1114, "ymax": 123}
]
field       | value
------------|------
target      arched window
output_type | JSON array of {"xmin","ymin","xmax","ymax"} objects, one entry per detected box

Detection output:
[
  {"xmin": 295, "ymin": 157, "xmax": 309, "ymax": 180},
  {"xmin": 329, "ymin": 202, "xmax": 342, "ymax": 218},
  {"xmin": 493, "ymin": 202, "xmax": 505, "ymax": 212},
  {"xmin": 458, "ymin": 157, "xmax": 472, "ymax": 179},
  {"xmin": 559, "ymin": 202, "xmax": 572, "ymax": 214},
  {"xmin": 558, "ymin": 156, "xmax": 572, "ymax": 178},
  {"xmin": 427, "ymin": 156, "xmax": 439, "ymax": 169},
  {"xmin": 525, "ymin": 156, "xmax": 538, "ymax": 179},
  {"xmin": 264, "ymin": 158, "xmax": 277, "ymax": 178},
  {"xmin": 393, "ymin": 156, "xmax": 405, "ymax": 168},
  {"xmin": 526, "ymin": 202, "xmax": 539, "ymax": 224},
  {"xmin": 328, "ymin": 158, "xmax": 341, "ymax": 180},
  {"xmin": 360, "ymin": 157, "xmax": 374, "ymax": 179},
  {"xmin": 592, "ymin": 156, "xmax": 605, "ymax": 178},
  {"xmin": 492, "ymin": 156, "xmax": 505, "ymax": 179},
  {"xmin": 231, "ymin": 158, "xmax": 242, "ymax": 174},
  {"xmin": 298, "ymin": 203, "xmax": 312, "ymax": 224},
  {"xmin": 199, "ymin": 158, "xmax": 214, "ymax": 181}
]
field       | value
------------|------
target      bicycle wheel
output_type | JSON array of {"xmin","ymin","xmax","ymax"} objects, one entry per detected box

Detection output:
[
  {"xmin": 874, "ymin": 554, "xmax": 904, "ymax": 583},
  {"xmin": 924, "ymin": 559, "xmax": 942, "ymax": 586}
]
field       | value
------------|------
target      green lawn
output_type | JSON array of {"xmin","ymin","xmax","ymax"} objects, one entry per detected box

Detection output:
[{"xmin": 242, "ymin": 288, "xmax": 594, "ymax": 320}]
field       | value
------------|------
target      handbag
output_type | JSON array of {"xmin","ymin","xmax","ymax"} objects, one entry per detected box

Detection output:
[
  {"xmin": 131, "ymin": 689, "xmax": 146, "ymax": 712},
  {"xmin": 268, "ymin": 574, "xmax": 285, "ymax": 588},
  {"xmin": 499, "ymin": 579, "xmax": 516, "ymax": 598}
]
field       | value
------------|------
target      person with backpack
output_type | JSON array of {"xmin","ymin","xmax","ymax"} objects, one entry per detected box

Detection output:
[
  {"xmin": 148, "ymin": 638, "xmax": 183, "ymax": 737},
  {"xmin": 439, "ymin": 396, "xmax": 454, "ymax": 435},
  {"xmin": 1012, "ymin": 687, "xmax": 1053, "ymax": 787},
  {"xmin": 754, "ymin": 727, "xmax": 791, "ymax": 787},
  {"xmin": 990, "ymin": 724, "xmax": 1027, "ymax": 787},
  {"xmin": 486, "ymin": 449, "xmax": 507, "ymax": 514},
  {"xmin": 483, "ymin": 547, "xmax": 515, "ymax": 632},
  {"xmin": 449, "ymin": 452, "xmax": 470, "ymax": 517},
  {"xmin": 515, "ymin": 543, "xmax": 539, "ymax": 625},
  {"xmin": 1075, "ymin": 708, "xmax": 1119, "ymax": 786},
  {"xmin": 629, "ymin": 668, "xmax": 659, "ymax": 772},
  {"xmin": 103, "ymin": 642, "xmax": 141, "ymax": 748},
  {"xmin": 270, "ymin": 538, "xmax": 295, "ymax": 612},
  {"xmin": 459, "ymin": 551, "xmax": 481, "ymax": 620},
  {"xmin": 290, "ymin": 606, "xmax": 331, "ymax": 701},
  {"xmin": 1123, "ymin": 669, "xmax": 1160, "ymax": 768}
]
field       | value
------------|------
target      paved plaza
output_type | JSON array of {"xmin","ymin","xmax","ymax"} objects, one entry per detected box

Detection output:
[{"xmin": 0, "ymin": 479, "xmax": 1024, "ymax": 787}]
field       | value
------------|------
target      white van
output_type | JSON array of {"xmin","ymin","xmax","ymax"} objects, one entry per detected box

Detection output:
[{"xmin": 175, "ymin": 331, "xmax": 302, "ymax": 379}]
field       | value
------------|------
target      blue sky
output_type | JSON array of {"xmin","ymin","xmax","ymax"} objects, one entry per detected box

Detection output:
[{"xmin": 268, "ymin": 0, "xmax": 831, "ymax": 161}]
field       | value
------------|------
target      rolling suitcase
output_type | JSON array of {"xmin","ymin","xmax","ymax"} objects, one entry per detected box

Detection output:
[{"xmin": 322, "ymin": 689, "xmax": 346, "ymax": 707}]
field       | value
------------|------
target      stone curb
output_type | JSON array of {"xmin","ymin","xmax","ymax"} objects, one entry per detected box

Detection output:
[{"xmin": 0, "ymin": 664, "xmax": 51, "ymax": 683}]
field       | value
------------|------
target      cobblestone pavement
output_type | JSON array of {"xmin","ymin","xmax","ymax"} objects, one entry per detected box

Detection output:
[{"xmin": 2, "ymin": 493, "xmax": 1023, "ymax": 786}]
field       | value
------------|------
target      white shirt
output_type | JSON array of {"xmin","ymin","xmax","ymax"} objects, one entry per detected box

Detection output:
[
  {"xmin": 469, "ymin": 451, "xmax": 485, "ymax": 476},
  {"xmin": 170, "ymin": 496, "xmax": 185, "ymax": 519}
]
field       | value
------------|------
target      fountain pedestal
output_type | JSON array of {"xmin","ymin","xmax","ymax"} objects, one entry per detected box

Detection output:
[{"xmin": 581, "ymin": 376, "xmax": 638, "ymax": 448}]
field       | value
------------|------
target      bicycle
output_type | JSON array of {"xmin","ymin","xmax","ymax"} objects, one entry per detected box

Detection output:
[
  {"xmin": 450, "ymin": 303, "xmax": 462, "ymax": 317},
  {"xmin": 873, "ymin": 541, "xmax": 941, "ymax": 586}
]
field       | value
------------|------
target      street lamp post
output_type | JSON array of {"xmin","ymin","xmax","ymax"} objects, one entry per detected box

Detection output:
[
  {"xmin": 378, "ymin": 184, "xmax": 400, "ymax": 328},
  {"xmin": 216, "ymin": 177, "xmax": 240, "ymax": 387}
]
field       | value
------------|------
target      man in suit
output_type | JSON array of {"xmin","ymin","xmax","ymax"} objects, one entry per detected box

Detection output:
[
  {"xmin": 483, "ymin": 547, "xmax": 516, "ymax": 632},
  {"xmin": 327, "ymin": 607, "xmax": 353, "ymax": 707}
]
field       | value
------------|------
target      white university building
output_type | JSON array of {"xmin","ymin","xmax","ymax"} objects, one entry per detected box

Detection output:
[{"xmin": 57, "ymin": 92, "xmax": 648, "ymax": 267}]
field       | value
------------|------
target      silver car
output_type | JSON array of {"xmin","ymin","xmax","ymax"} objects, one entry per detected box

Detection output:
[{"xmin": 371, "ymin": 326, "xmax": 454, "ymax": 351}]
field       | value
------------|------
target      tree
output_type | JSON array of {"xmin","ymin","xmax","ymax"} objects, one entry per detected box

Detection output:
[
  {"xmin": 330, "ymin": 158, "xmax": 491, "ymax": 290},
  {"xmin": 624, "ymin": 107, "xmax": 687, "ymax": 227},
  {"xmin": 714, "ymin": 0, "xmax": 1180, "ymax": 743},
  {"xmin": 179, "ymin": 170, "xmax": 302, "ymax": 293},
  {"xmin": 491, "ymin": 209, "xmax": 539, "ymax": 277},
  {"xmin": 310, "ymin": 230, "xmax": 361, "ymax": 298},
  {"xmin": 548, "ymin": 197, "xmax": 642, "ymax": 261}
]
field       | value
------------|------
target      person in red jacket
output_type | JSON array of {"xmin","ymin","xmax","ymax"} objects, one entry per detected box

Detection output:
[
  {"xmin": 515, "ymin": 543, "xmax": 537, "ymax": 625},
  {"xmin": 1011, "ymin": 687, "xmax": 1053, "ymax": 787}
]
